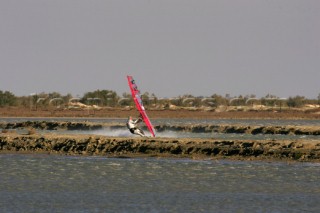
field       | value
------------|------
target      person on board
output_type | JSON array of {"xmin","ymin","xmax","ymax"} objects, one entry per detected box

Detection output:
[{"xmin": 126, "ymin": 115, "xmax": 145, "ymax": 137}]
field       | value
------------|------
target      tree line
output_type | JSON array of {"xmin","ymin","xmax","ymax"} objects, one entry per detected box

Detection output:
[{"xmin": 0, "ymin": 90, "xmax": 319, "ymax": 109}]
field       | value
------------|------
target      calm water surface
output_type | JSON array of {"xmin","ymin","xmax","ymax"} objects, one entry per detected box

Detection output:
[{"xmin": 0, "ymin": 154, "xmax": 319, "ymax": 213}]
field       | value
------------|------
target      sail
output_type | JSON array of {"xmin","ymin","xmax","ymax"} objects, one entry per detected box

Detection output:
[{"xmin": 127, "ymin": 76, "xmax": 156, "ymax": 137}]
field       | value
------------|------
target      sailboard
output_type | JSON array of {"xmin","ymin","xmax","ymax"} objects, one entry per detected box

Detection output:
[{"xmin": 127, "ymin": 75, "xmax": 156, "ymax": 137}]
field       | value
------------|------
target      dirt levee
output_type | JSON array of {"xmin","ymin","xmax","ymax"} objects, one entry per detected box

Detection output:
[{"xmin": 1, "ymin": 133, "xmax": 319, "ymax": 162}]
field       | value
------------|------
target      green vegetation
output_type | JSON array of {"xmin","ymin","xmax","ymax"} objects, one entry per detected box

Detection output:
[
  {"xmin": 0, "ymin": 91, "xmax": 17, "ymax": 106},
  {"xmin": 0, "ymin": 90, "xmax": 319, "ymax": 110},
  {"xmin": 81, "ymin": 90, "xmax": 118, "ymax": 107},
  {"xmin": 287, "ymin": 96, "xmax": 305, "ymax": 108}
]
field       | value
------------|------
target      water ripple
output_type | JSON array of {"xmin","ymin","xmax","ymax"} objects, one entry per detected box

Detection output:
[{"xmin": 1, "ymin": 155, "xmax": 319, "ymax": 212}]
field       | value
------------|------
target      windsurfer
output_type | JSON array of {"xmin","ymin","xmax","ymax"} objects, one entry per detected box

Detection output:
[
  {"xmin": 126, "ymin": 115, "xmax": 145, "ymax": 137},
  {"xmin": 127, "ymin": 75, "xmax": 156, "ymax": 137}
]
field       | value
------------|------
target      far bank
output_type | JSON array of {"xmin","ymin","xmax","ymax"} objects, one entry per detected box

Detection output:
[{"xmin": 1, "ymin": 107, "xmax": 320, "ymax": 119}]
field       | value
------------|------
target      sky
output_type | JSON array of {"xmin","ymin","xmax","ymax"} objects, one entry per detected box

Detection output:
[{"xmin": 0, "ymin": 0, "xmax": 319, "ymax": 99}]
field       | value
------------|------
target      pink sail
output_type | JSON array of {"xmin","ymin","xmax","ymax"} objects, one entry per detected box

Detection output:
[{"xmin": 127, "ymin": 76, "xmax": 156, "ymax": 137}]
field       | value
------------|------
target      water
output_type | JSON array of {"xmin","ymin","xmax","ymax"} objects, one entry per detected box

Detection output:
[
  {"xmin": 1, "ymin": 118, "xmax": 320, "ymax": 140},
  {"xmin": 1, "ymin": 117, "xmax": 320, "ymax": 139},
  {"xmin": 1, "ymin": 118, "xmax": 320, "ymax": 212},
  {"xmin": 0, "ymin": 154, "xmax": 319, "ymax": 213},
  {"xmin": 85, "ymin": 128, "xmax": 320, "ymax": 140}
]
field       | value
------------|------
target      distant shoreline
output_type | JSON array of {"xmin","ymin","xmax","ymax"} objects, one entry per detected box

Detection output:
[{"xmin": 1, "ymin": 107, "xmax": 320, "ymax": 119}]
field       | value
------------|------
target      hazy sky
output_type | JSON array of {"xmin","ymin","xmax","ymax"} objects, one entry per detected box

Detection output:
[{"xmin": 1, "ymin": 0, "xmax": 319, "ymax": 98}]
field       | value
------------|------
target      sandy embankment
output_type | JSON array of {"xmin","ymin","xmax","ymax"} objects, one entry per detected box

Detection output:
[
  {"xmin": 1, "ymin": 121, "xmax": 319, "ymax": 162},
  {"xmin": 1, "ymin": 133, "xmax": 320, "ymax": 162}
]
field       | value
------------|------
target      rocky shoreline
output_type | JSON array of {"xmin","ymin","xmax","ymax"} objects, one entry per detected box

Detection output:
[
  {"xmin": 1, "ymin": 121, "xmax": 320, "ymax": 135},
  {"xmin": 0, "ymin": 121, "xmax": 103, "ymax": 131},
  {"xmin": 1, "ymin": 133, "xmax": 320, "ymax": 162}
]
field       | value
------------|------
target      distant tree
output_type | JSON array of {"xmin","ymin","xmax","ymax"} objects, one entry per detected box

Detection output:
[
  {"xmin": 287, "ymin": 96, "xmax": 305, "ymax": 108},
  {"xmin": 62, "ymin": 93, "xmax": 73, "ymax": 104},
  {"xmin": 169, "ymin": 96, "xmax": 183, "ymax": 107},
  {"xmin": 82, "ymin": 90, "xmax": 119, "ymax": 106},
  {"xmin": 265, "ymin": 94, "xmax": 278, "ymax": 99},
  {"xmin": 117, "ymin": 93, "xmax": 132, "ymax": 107},
  {"xmin": 261, "ymin": 94, "xmax": 279, "ymax": 106},
  {"xmin": 149, "ymin": 93, "xmax": 158, "ymax": 106},
  {"xmin": 17, "ymin": 96, "xmax": 31, "ymax": 108},
  {"xmin": 0, "ymin": 90, "xmax": 17, "ymax": 106},
  {"xmin": 181, "ymin": 94, "xmax": 196, "ymax": 107},
  {"xmin": 141, "ymin": 92, "xmax": 150, "ymax": 106},
  {"xmin": 228, "ymin": 96, "xmax": 245, "ymax": 106},
  {"xmin": 211, "ymin": 94, "xmax": 227, "ymax": 106},
  {"xmin": 33, "ymin": 93, "xmax": 48, "ymax": 109},
  {"xmin": 47, "ymin": 92, "xmax": 62, "ymax": 99},
  {"xmin": 30, "ymin": 92, "xmax": 64, "ymax": 108}
]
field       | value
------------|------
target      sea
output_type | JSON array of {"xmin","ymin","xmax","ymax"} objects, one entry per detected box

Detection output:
[{"xmin": 0, "ymin": 118, "xmax": 320, "ymax": 212}]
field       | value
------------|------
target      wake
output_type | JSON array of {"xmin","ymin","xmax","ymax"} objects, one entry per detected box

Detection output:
[{"xmin": 88, "ymin": 128, "xmax": 180, "ymax": 138}]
